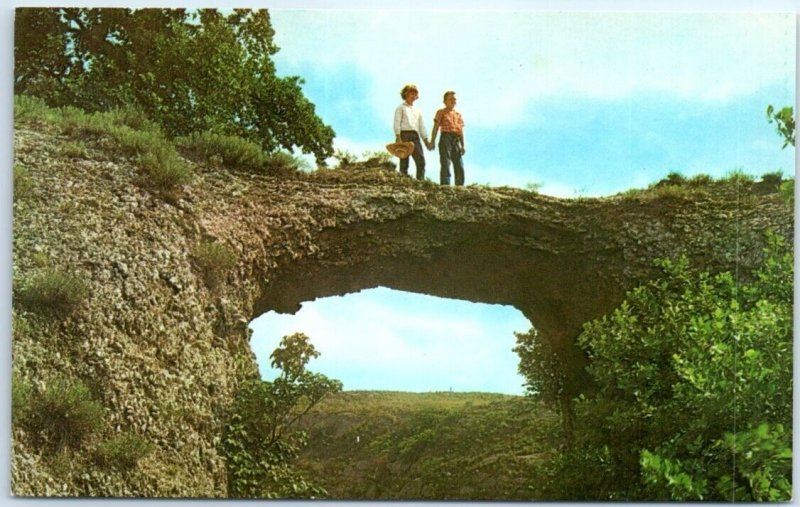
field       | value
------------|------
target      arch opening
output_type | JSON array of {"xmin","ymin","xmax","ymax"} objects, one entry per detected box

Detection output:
[{"xmin": 249, "ymin": 287, "xmax": 532, "ymax": 395}]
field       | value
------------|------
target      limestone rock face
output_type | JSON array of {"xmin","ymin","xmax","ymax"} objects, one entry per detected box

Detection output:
[{"xmin": 11, "ymin": 124, "xmax": 792, "ymax": 497}]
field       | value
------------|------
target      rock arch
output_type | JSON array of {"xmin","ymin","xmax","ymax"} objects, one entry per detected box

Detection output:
[{"xmin": 246, "ymin": 180, "xmax": 790, "ymax": 377}]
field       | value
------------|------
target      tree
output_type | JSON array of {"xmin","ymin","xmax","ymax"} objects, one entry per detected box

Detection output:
[
  {"xmin": 14, "ymin": 8, "xmax": 335, "ymax": 164},
  {"xmin": 222, "ymin": 333, "xmax": 342, "ymax": 498},
  {"xmin": 766, "ymin": 104, "xmax": 795, "ymax": 149},
  {"xmin": 521, "ymin": 232, "xmax": 793, "ymax": 500},
  {"xmin": 514, "ymin": 328, "xmax": 577, "ymax": 448}
]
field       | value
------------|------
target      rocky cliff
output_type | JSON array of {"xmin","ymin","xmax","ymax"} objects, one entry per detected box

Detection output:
[{"xmin": 11, "ymin": 121, "xmax": 792, "ymax": 497}]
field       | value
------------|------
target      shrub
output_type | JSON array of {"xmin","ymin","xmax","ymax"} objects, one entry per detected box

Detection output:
[
  {"xmin": 525, "ymin": 182, "xmax": 543, "ymax": 193},
  {"xmin": 95, "ymin": 433, "xmax": 154, "ymax": 470},
  {"xmin": 17, "ymin": 269, "xmax": 89, "ymax": 316},
  {"xmin": 14, "ymin": 94, "xmax": 55, "ymax": 122},
  {"xmin": 723, "ymin": 168, "xmax": 755, "ymax": 185},
  {"xmin": 658, "ymin": 171, "xmax": 687, "ymax": 186},
  {"xmin": 136, "ymin": 150, "xmax": 193, "ymax": 191},
  {"xmin": 177, "ymin": 131, "xmax": 302, "ymax": 177},
  {"xmin": 686, "ymin": 173, "xmax": 714, "ymax": 186},
  {"xmin": 11, "ymin": 374, "xmax": 33, "ymax": 426},
  {"xmin": 26, "ymin": 377, "xmax": 105, "ymax": 451},
  {"xmin": 779, "ymin": 179, "xmax": 794, "ymax": 204},
  {"xmin": 13, "ymin": 163, "xmax": 33, "ymax": 200},
  {"xmin": 760, "ymin": 170, "xmax": 783, "ymax": 187},
  {"xmin": 59, "ymin": 140, "xmax": 88, "ymax": 159},
  {"xmin": 193, "ymin": 241, "xmax": 238, "ymax": 288}
]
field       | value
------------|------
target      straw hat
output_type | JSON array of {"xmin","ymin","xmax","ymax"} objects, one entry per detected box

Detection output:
[{"xmin": 385, "ymin": 141, "xmax": 415, "ymax": 159}]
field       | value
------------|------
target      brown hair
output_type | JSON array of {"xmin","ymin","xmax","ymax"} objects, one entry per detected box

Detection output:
[
  {"xmin": 400, "ymin": 84, "xmax": 419, "ymax": 99},
  {"xmin": 443, "ymin": 91, "xmax": 456, "ymax": 102}
]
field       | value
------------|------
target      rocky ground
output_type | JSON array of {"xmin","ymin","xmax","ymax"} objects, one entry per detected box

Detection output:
[{"xmin": 11, "ymin": 120, "xmax": 792, "ymax": 497}]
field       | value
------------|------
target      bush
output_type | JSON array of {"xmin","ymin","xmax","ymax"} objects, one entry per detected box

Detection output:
[
  {"xmin": 17, "ymin": 97, "xmax": 193, "ymax": 192},
  {"xmin": 723, "ymin": 168, "xmax": 755, "ymax": 185},
  {"xmin": 11, "ymin": 374, "xmax": 33, "ymax": 426},
  {"xmin": 25, "ymin": 377, "xmax": 105, "ymax": 451},
  {"xmin": 686, "ymin": 173, "xmax": 714, "ymax": 186},
  {"xmin": 779, "ymin": 179, "xmax": 794, "ymax": 204},
  {"xmin": 176, "ymin": 131, "xmax": 303, "ymax": 177},
  {"xmin": 521, "ymin": 232, "xmax": 792, "ymax": 500},
  {"xmin": 59, "ymin": 140, "xmax": 88, "ymax": 159},
  {"xmin": 13, "ymin": 163, "xmax": 33, "ymax": 200},
  {"xmin": 660, "ymin": 171, "xmax": 686, "ymax": 186},
  {"xmin": 14, "ymin": 94, "xmax": 56, "ymax": 122},
  {"xmin": 17, "ymin": 269, "xmax": 89, "ymax": 316},
  {"xmin": 193, "ymin": 241, "xmax": 238, "ymax": 288},
  {"xmin": 760, "ymin": 170, "xmax": 783, "ymax": 187},
  {"xmin": 95, "ymin": 433, "xmax": 154, "ymax": 470}
]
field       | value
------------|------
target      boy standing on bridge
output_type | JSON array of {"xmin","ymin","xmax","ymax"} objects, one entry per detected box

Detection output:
[{"xmin": 430, "ymin": 91, "xmax": 466, "ymax": 186}]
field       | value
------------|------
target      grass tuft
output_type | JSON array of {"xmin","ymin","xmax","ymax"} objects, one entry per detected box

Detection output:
[
  {"xmin": 17, "ymin": 269, "xmax": 89, "ymax": 317},
  {"xmin": 193, "ymin": 241, "xmax": 238, "ymax": 288},
  {"xmin": 23, "ymin": 376, "xmax": 105, "ymax": 451}
]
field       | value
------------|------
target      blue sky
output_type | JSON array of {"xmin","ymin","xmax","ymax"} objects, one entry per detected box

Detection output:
[
  {"xmin": 269, "ymin": 10, "xmax": 795, "ymax": 195},
  {"xmin": 249, "ymin": 8, "xmax": 796, "ymax": 395}
]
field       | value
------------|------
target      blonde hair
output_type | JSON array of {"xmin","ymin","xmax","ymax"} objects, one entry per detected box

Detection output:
[{"xmin": 400, "ymin": 84, "xmax": 419, "ymax": 99}]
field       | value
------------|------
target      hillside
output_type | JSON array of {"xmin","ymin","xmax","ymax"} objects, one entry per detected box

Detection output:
[
  {"xmin": 294, "ymin": 391, "xmax": 561, "ymax": 500},
  {"xmin": 11, "ymin": 104, "xmax": 792, "ymax": 497}
]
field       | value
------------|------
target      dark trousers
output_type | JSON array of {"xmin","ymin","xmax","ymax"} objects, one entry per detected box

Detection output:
[
  {"xmin": 399, "ymin": 130, "xmax": 425, "ymax": 180},
  {"xmin": 439, "ymin": 132, "xmax": 464, "ymax": 186}
]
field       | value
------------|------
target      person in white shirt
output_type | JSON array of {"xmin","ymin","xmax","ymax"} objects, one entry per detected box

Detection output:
[{"xmin": 393, "ymin": 84, "xmax": 432, "ymax": 180}]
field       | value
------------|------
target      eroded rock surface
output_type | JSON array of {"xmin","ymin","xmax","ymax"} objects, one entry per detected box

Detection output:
[{"xmin": 11, "ymin": 123, "xmax": 792, "ymax": 496}]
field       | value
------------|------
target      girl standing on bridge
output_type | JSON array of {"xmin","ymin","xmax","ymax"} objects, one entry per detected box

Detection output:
[{"xmin": 393, "ymin": 84, "xmax": 431, "ymax": 181}]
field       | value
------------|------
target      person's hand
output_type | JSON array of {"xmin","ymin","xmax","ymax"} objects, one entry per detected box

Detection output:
[
  {"xmin": 427, "ymin": 141, "xmax": 434, "ymax": 151},
  {"xmin": 460, "ymin": 145, "xmax": 466, "ymax": 155}
]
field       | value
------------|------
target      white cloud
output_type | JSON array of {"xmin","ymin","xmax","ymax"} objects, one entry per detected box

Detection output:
[
  {"xmin": 250, "ymin": 288, "xmax": 529, "ymax": 393},
  {"xmin": 273, "ymin": 11, "xmax": 794, "ymax": 128}
]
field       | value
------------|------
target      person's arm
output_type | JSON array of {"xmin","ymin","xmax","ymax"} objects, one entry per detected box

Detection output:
[
  {"xmin": 428, "ymin": 110, "xmax": 440, "ymax": 150},
  {"xmin": 393, "ymin": 106, "xmax": 403, "ymax": 141},
  {"xmin": 459, "ymin": 113, "xmax": 466, "ymax": 154},
  {"xmin": 418, "ymin": 110, "xmax": 431, "ymax": 148}
]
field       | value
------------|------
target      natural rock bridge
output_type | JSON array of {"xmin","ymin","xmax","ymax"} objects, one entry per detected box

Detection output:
[
  {"xmin": 12, "ymin": 120, "xmax": 792, "ymax": 496},
  {"xmin": 235, "ymin": 175, "xmax": 791, "ymax": 374}
]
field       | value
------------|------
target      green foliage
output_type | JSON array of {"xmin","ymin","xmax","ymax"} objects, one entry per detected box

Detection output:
[
  {"xmin": 15, "ymin": 8, "xmax": 335, "ymax": 163},
  {"xmin": 222, "ymin": 333, "xmax": 342, "ymax": 498},
  {"xmin": 59, "ymin": 140, "xmax": 88, "ymax": 159},
  {"xmin": 780, "ymin": 178, "xmax": 794, "ymax": 204},
  {"xmin": 513, "ymin": 328, "xmax": 566, "ymax": 405},
  {"xmin": 17, "ymin": 269, "xmax": 89, "ymax": 316},
  {"xmin": 14, "ymin": 94, "xmax": 59, "ymax": 123},
  {"xmin": 176, "ymin": 131, "xmax": 303, "ymax": 177},
  {"xmin": 661, "ymin": 171, "xmax": 686, "ymax": 186},
  {"xmin": 11, "ymin": 373, "xmax": 33, "ymax": 426},
  {"xmin": 525, "ymin": 182, "xmax": 542, "ymax": 193},
  {"xmin": 760, "ymin": 170, "xmax": 784, "ymax": 188},
  {"xmin": 13, "ymin": 163, "xmax": 33, "ymax": 200},
  {"xmin": 22, "ymin": 376, "xmax": 105, "ymax": 451},
  {"xmin": 15, "ymin": 95, "xmax": 193, "ymax": 191},
  {"xmin": 193, "ymin": 241, "xmax": 238, "ymax": 288},
  {"xmin": 723, "ymin": 168, "xmax": 756, "ymax": 185},
  {"xmin": 520, "ymin": 232, "xmax": 793, "ymax": 500},
  {"xmin": 686, "ymin": 173, "xmax": 714, "ymax": 186},
  {"xmin": 766, "ymin": 104, "xmax": 795, "ymax": 148},
  {"xmin": 94, "ymin": 433, "xmax": 154, "ymax": 470}
]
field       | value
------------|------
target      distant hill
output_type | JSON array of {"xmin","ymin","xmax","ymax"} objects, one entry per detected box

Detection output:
[{"xmin": 294, "ymin": 391, "xmax": 561, "ymax": 500}]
